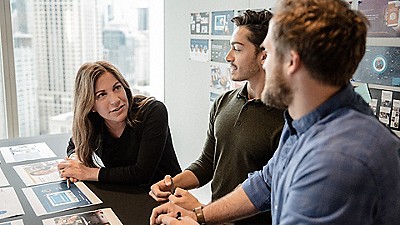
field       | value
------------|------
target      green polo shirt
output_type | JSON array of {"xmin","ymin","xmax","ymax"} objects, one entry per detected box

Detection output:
[{"xmin": 187, "ymin": 83, "xmax": 284, "ymax": 225}]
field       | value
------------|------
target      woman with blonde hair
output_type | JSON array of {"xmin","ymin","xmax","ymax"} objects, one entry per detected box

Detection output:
[{"xmin": 58, "ymin": 61, "xmax": 181, "ymax": 186}]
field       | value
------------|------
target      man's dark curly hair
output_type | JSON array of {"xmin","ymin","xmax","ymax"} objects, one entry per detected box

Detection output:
[{"xmin": 231, "ymin": 9, "xmax": 273, "ymax": 54}]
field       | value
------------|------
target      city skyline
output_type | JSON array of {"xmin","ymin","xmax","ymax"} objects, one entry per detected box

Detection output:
[{"xmin": 10, "ymin": 0, "xmax": 150, "ymax": 136}]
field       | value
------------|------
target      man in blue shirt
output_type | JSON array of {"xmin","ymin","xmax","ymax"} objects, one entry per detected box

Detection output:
[{"xmin": 150, "ymin": 0, "xmax": 400, "ymax": 224}]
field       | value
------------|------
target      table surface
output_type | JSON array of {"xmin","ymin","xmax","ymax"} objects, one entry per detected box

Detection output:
[{"xmin": 0, "ymin": 133, "xmax": 159, "ymax": 224}]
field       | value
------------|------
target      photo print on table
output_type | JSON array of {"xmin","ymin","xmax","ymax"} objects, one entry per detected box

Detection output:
[
  {"xmin": 13, "ymin": 159, "xmax": 64, "ymax": 186},
  {"xmin": 22, "ymin": 181, "xmax": 102, "ymax": 216},
  {"xmin": 42, "ymin": 208, "xmax": 122, "ymax": 225},
  {"xmin": 0, "ymin": 143, "xmax": 56, "ymax": 163}
]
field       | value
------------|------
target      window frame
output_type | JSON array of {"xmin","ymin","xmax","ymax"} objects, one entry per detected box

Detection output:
[{"xmin": 0, "ymin": 0, "xmax": 19, "ymax": 138}]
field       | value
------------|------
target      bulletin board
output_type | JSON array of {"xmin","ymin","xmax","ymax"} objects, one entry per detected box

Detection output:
[
  {"xmin": 368, "ymin": 87, "xmax": 400, "ymax": 130},
  {"xmin": 353, "ymin": 0, "xmax": 400, "ymax": 135},
  {"xmin": 188, "ymin": 8, "xmax": 273, "ymax": 103}
]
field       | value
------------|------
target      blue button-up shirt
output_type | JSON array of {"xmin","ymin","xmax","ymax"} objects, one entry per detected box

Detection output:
[{"xmin": 242, "ymin": 84, "xmax": 400, "ymax": 224}]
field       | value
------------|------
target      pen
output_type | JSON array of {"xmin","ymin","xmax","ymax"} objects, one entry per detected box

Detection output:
[{"xmin": 64, "ymin": 156, "xmax": 71, "ymax": 189}]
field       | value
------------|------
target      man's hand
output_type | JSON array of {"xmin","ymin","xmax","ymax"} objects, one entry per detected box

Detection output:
[
  {"xmin": 149, "ymin": 202, "xmax": 196, "ymax": 225},
  {"xmin": 168, "ymin": 187, "xmax": 202, "ymax": 210},
  {"xmin": 156, "ymin": 215, "xmax": 199, "ymax": 225},
  {"xmin": 149, "ymin": 175, "xmax": 175, "ymax": 202}
]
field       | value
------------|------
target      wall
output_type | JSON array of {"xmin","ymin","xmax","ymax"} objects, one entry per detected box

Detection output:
[{"xmin": 164, "ymin": 0, "xmax": 276, "ymax": 203}]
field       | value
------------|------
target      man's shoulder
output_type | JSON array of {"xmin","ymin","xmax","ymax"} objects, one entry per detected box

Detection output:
[
  {"xmin": 304, "ymin": 109, "xmax": 400, "ymax": 165},
  {"xmin": 216, "ymin": 88, "xmax": 241, "ymax": 100},
  {"xmin": 212, "ymin": 88, "xmax": 242, "ymax": 107}
]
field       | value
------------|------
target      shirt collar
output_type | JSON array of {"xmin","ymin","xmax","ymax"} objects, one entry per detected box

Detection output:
[
  {"xmin": 237, "ymin": 82, "xmax": 249, "ymax": 100},
  {"xmin": 237, "ymin": 82, "xmax": 263, "ymax": 105},
  {"xmin": 287, "ymin": 83, "xmax": 373, "ymax": 135}
]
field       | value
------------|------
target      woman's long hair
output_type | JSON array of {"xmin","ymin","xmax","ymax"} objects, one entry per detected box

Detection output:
[{"xmin": 73, "ymin": 61, "xmax": 154, "ymax": 167}]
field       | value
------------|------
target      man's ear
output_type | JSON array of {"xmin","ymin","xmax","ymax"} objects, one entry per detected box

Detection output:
[
  {"xmin": 287, "ymin": 50, "xmax": 300, "ymax": 75},
  {"xmin": 260, "ymin": 52, "xmax": 267, "ymax": 65}
]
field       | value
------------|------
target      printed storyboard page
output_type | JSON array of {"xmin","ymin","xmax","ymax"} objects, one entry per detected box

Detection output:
[
  {"xmin": 42, "ymin": 208, "xmax": 122, "ymax": 225},
  {"xmin": 0, "ymin": 187, "xmax": 25, "ymax": 220},
  {"xmin": 22, "ymin": 181, "xmax": 102, "ymax": 216},
  {"xmin": 14, "ymin": 159, "xmax": 64, "ymax": 186},
  {"xmin": 0, "ymin": 168, "xmax": 9, "ymax": 187},
  {"xmin": 0, "ymin": 143, "xmax": 56, "ymax": 163},
  {"xmin": 0, "ymin": 219, "xmax": 24, "ymax": 225}
]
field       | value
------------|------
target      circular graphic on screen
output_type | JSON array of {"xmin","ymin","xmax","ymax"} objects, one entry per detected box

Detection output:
[
  {"xmin": 372, "ymin": 55, "xmax": 387, "ymax": 74},
  {"xmin": 389, "ymin": 12, "xmax": 397, "ymax": 21}
]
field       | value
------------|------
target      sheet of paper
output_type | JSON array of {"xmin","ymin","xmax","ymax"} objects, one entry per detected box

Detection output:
[
  {"xmin": 42, "ymin": 208, "xmax": 122, "ymax": 225},
  {"xmin": 0, "ymin": 168, "xmax": 9, "ymax": 187},
  {"xmin": 379, "ymin": 90, "xmax": 394, "ymax": 125},
  {"xmin": 0, "ymin": 142, "xmax": 56, "ymax": 163},
  {"xmin": 22, "ymin": 181, "xmax": 102, "ymax": 216},
  {"xmin": 354, "ymin": 83, "xmax": 372, "ymax": 103},
  {"xmin": 0, "ymin": 219, "xmax": 24, "ymax": 225},
  {"xmin": 0, "ymin": 187, "xmax": 25, "ymax": 220},
  {"xmin": 13, "ymin": 159, "xmax": 63, "ymax": 186}
]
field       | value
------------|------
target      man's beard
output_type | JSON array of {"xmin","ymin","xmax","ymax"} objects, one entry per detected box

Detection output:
[{"xmin": 261, "ymin": 65, "xmax": 292, "ymax": 109}]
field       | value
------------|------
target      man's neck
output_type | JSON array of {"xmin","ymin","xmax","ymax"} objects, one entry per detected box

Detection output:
[
  {"xmin": 246, "ymin": 76, "xmax": 265, "ymax": 100},
  {"xmin": 289, "ymin": 81, "xmax": 341, "ymax": 120}
]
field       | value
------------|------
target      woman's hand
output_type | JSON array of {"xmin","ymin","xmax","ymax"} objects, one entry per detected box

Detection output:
[{"xmin": 58, "ymin": 157, "xmax": 100, "ymax": 182}]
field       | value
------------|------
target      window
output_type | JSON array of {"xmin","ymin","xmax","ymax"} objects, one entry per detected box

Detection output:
[
  {"xmin": 0, "ymin": 0, "xmax": 163, "ymax": 139},
  {"xmin": 0, "ymin": 31, "xmax": 6, "ymax": 139}
]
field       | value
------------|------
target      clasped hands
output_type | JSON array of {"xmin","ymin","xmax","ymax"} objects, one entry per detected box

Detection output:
[
  {"xmin": 149, "ymin": 175, "xmax": 203, "ymax": 225},
  {"xmin": 57, "ymin": 156, "xmax": 99, "ymax": 183}
]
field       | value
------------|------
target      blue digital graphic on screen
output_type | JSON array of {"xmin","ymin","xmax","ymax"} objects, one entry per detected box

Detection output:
[{"xmin": 352, "ymin": 46, "xmax": 400, "ymax": 87}]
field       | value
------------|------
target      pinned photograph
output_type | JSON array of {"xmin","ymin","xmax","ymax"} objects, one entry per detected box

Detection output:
[{"xmin": 211, "ymin": 10, "xmax": 234, "ymax": 35}]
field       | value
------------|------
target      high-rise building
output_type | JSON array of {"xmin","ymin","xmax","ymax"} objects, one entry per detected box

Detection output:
[
  {"xmin": 103, "ymin": 23, "xmax": 136, "ymax": 84},
  {"xmin": 11, "ymin": 0, "xmax": 40, "ymax": 137},
  {"xmin": 103, "ymin": 2, "xmax": 149, "ymax": 90},
  {"xmin": 48, "ymin": 111, "xmax": 73, "ymax": 134},
  {"xmin": 27, "ymin": 0, "xmax": 103, "ymax": 134},
  {"xmin": 14, "ymin": 33, "xmax": 40, "ymax": 137}
]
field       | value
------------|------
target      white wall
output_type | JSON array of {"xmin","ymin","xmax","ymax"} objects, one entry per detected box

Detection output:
[{"xmin": 164, "ymin": 0, "xmax": 276, "ymax": 203}]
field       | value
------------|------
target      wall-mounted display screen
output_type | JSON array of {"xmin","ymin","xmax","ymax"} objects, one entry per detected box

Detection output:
[{"xmin": 352, "ymin": 46, "xmax": 400, "ymax": 87}]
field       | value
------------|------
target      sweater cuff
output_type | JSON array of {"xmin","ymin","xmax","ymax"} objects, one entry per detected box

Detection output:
[
  {"xmin": 185, "ymin": 164, "xmax": 211, "ymax": 187},
  {"xmin": 97, "ymin": 167, "xmax": 105, "ymax": 182}
]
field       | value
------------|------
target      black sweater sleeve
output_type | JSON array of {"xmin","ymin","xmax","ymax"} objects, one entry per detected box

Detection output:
[
  {"xmin": 66, "ymin": 137, "xmax": 76, "ymax": 157},
  {"xmin": 98, "ymin": 101, "xmax": 177, "ymax": 185}
]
